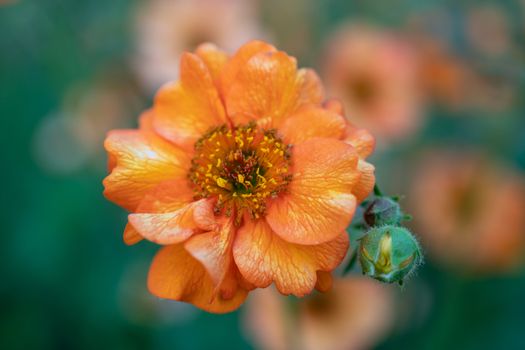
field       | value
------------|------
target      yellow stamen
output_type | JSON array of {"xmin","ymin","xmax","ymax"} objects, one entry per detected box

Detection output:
[{"xmin": 216, "ymin": 177, "xmax": 229, "ymax": 189}]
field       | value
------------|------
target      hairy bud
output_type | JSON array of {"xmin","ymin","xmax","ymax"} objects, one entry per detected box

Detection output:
[
  {"xmin": 359, "ymin": 225, "xmax": 422, "ymax": 284},
  {"xmin": 364, "ymin": 197, "xmax": 403, "ymax": 227}
]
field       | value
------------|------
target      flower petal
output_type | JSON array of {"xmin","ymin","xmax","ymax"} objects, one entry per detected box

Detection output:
[
  {"xmin": 323, "ymin": 98, "xmax": 345, "ymax": 115},
  {"xmin": 324, "ymin": 98, "xmax": 376, "ymax": 159},
  {"xmin": 279, "ymin": 105, "xmax": 346, "ymax": 144},
  {"xmin": 118, "ymin": 150, "xmax": 194, "ymax": 246},
  {"xmin": 148, "ymin": 244, "xmax": 248, "ymax": 313},
  {"xmin": 123, "ymin": 179, "xmax": 216, "ymax": 245},
  {"xmin": 129, "ymin": 199, "xmax": 210, "ymax": 245},
  {"xmin": 103, "ymin": 127, "xmax": 190, "ymax": 211},
  {"xmin": 195, "ymin": 43, "xmax": 229, "ymax": 86},
  {"xmin": 353, "ymin": 160, "xmax": 375, "ymax": 202},
  {"xmin": 219, "ymin": 40, "xmax": 276, "ymax": 97},
  {"xmin": 343, "ymin": 124, "xmax": 376, "ymax": 159},
  {"xmin": 127, "ymin": 180, "xmax": 209, "ymax": 244},
  {"xmin": 314, "ymin": 271, "xmax": 333, "ymax": 292},
  {"xmin": 297, "ymin": 68, "xmax": 324, "ymax": 105},
  {"xmin": 108, "ymin": 153, "xmax": 117, "ymax": 172},
  {"xmin": 184, "ymin": 216, "xmax": 235, "ymax": 286},
  {"xmin": 225, "ymin": 51, "xmax": 303, "ymax": 128},
  {"xmin": 123, "ymin": 223, "xmax": 143, "ymax": 246},
  {"xmin": 153, "ymin": 52, "xmax": 228, "ymax": 150},
  {"xmin": 233, "ymin": 219, "xmax": 349, "ymax": 296},
  {"xmin": 267, "ymin": 138, "xmax": 360, "ymax": 245},
  {"xmin": 135, "ymin": 179, "xmax": 194, "ymax": 213}
]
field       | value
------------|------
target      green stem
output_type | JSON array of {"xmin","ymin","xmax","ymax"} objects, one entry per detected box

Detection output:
[{"xmin": 373, "ymin": 184, "xmax": 383, "ymax": 196}]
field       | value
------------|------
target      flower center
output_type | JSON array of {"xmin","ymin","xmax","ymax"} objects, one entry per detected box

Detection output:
[
  {"xmin": 347, "ymin": 73, "xmax": 377, "ymax": 105},
  {"xmin": 189, "ymin": 124, "xmax": 291, "ymax": 221}
]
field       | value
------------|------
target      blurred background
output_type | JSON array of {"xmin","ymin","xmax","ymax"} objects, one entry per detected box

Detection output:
[{"xmin": 1, "ymin": 0, "xmax": 525, "ymax": 349}]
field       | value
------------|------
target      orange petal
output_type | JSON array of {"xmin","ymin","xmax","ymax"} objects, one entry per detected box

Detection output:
[
  {"xmin": 195, "ymin": 43, "xmax": 229, "ymax": 86},
  {"xmin": 314, "ymin": 271, "xmax": 333, "ymax": 293},
  {"xmin": 343, "ymin": 124, "xmax": 376, "ymax": 159},
  {"xmin": 192, "ymin": 198, "xmax": 219, "ymax": 231},
  {"xmin": 153, "ymin": 53, "xmax": 228, "ymax": 150},
  {"xmin": 323, "ymin": 99, "xmax": 376, "ymax": 159},
  {"xmin": 184, "ymin": 216, "xmax": 235, "ymax": 286},
  {"xmin": 225, "ymin": 51, "xmax": 303, "ymax": 129},
  {"xmin": 132, "ymin": 178, "xmax": 217, "ymax": 230},
  {"xmin": 297, "ymin": 68, "xmax": 325, "ymax": 105},
  {"xmin": 115, "ymin": 130, "xmax": 193, "ymax": 246},
  {"xmin": 279, "ymin": 105, "xmax": 346, "ymax": 144},
  {"xmin": 353, "ymin": 160, "xmax": 375, "ymax": 203},
  {"xmin": 215, "ymin": 264, "xmax": 245, "ymax": 300},
  {"xmin": 323, "ymin": 98, "xmax": 345, "ymax": 116},
  {"xmin": 103, "ymin": 129, "xmax": 190, "ymax": 212},
  {"xmin": 123, "ymin": 179, "xmax": 215, "ymax": 244},
  {"xmin": 108, "ymin": 153, "xmax": 117, "ymax": 172},
  {"xmin": 233, "ymin": 219, "xmax": 349, "ymax": 296},
  {"xmin": 123, "ymin": 223, "xmax": 143, "ymax": 246},
  {"xmin": 238, "ymin": 273, "xmax": 257, "ymax": 292},
  {"xmin": 128, "ymin": 199, "xmax": 210, "ymax": 245},
  {"xmin": 148, "ymin": 244, "xmax": 248, "ymax": 313},
  {"xmin": 138, "ymin": 108, "xmax": 156, "ymax": 133},
  {"xmin": 219, "ymin": 40, "xmax": 276, "ymax": 97},
  {"xmin": 135, "ymin": 179, "xmax": 194, "ymax": 213},
  {"xmin": 266, "ymin": 138, "xmax": 360, "ymax": 245}
]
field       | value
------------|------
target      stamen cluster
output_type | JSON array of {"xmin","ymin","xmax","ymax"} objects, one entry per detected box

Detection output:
[{"xmin": 189, "ymin": 124, "xmax": 291, "ymax": 221}]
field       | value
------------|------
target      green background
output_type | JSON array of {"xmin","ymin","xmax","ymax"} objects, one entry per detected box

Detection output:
[{"xmin": 1, "ymin": 0, "xmax": 524, "ymax": 349}]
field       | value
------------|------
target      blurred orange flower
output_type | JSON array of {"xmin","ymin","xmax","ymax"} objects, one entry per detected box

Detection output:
[
  {"xmin": 415, "ymin": 39, "xmax": 470, "ymax": 109},
  {"xmin": 33, "ymin": 67, "xmax": 141, "ymax": 175},
  {"xmin": 411, "ymin": 42, "xmax": 516, "ymax": 114},
  {"xmin": 323, "ymin": 24, "xmax": 423, "ymax": 142},
  {"xmin": 103, "ymin": 41, "xmax": 376, "ymax": 313},
  {"xmin": 245, "ymin": 277, "xmax": 393, "ymax": 350},
  {"xmin": 133, "ymin": 0, "xmax": 265, "ymax": 92},
  {"xmin": 409, "ymin": 152, "xmax": 525, "ymax": 274}
]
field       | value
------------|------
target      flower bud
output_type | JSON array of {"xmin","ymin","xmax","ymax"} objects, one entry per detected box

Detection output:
[
  {"xmin": 363, "ymin": 197, "xmax": 403, "ymax": 227},
  {"xmin": 359, "ymin": 225, "xmax": 422, "ymax": 284}
]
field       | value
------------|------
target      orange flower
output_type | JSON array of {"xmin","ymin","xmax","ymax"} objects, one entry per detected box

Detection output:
[
  {"xmin": 323, "ymin": 24, "xmax": 423, "ymax": 142},
  {"xmin": 415, "ymin": 38, "xmax": 471, "ymax": 109},
  {"xmin": 133, "ymin": 0, "xmax": 265, "ymax": 92},
  {"xmin": 104, "ymin": 41, "xmax": 376, "ymax": 313},
  {"xmin": 407, "ymin": 25, "xmax": 515, "ymax": 113},
  {"xmin": 409, "ymin": 151, "xmax": 525, "ymax": 274},
  {"xmin": 245, "ymin": 278, "xmax": 393, "ymax": 350}
]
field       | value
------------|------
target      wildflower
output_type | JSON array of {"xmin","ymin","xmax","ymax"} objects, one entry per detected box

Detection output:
[
  {"xmin": 413, "ymin": 35, "xmax": 515, "ymax": 114},
  {"xmin": 104, "ymin": 41, "xmax": 376, "ymax": 312},
  {"xmin": 323, "ymin": 24, "xmax": 422, "ymax": 142},
  {"xmin": 133, "ymin": 0, "xmax": 265, "ymax": 92},
  {"xmin": 33, "ymin": 68, "xmax": 140, "ymax": 174},
  {"xmin": 245, "ymin": 278, "xmax": 393, "ymax": 350},
  {"xmin": 409, "ymin": 152, "xmax": 525, "ymax": 273},
  {"xmin": 415, "ymin": 38, "xmax": 471, "ymax": 109}
]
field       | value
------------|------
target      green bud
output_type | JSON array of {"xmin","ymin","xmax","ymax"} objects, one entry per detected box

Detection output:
[
  {"xmin": 363, "ymin": 197, "xmax": 403, "ymax": 227},
  {"xmin": 358, "ymin": 225, "xmax": 422, "ymax": 284}
]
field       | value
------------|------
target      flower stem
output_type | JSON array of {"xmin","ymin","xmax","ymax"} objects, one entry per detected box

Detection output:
[{"xmin": 373, "ymin": 184, "xmax": 383, "ymax": 196}]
